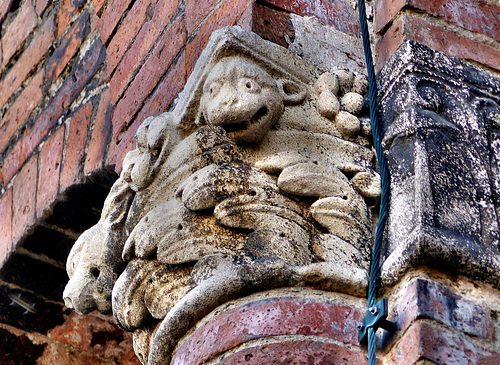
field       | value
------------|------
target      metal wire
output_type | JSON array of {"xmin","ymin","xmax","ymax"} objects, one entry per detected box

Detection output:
[{"xmin": 356, "ymin": 1, "xmax": 391, "ymax": 364}]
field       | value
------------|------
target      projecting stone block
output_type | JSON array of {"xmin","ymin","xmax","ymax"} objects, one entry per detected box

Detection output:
[{"xmin": 378, "ymin": 41, "xmax": 500, "ymax": 288}]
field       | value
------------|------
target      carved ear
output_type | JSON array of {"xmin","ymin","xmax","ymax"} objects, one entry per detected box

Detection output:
[{"xmin": 278, "ymin": 79, "xmax": 308, "ymax": 105}]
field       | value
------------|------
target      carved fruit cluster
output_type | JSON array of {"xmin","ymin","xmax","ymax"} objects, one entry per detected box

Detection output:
[{"xmin": 313, "ymin": 69, "xmax": 369, "ymax": 140}]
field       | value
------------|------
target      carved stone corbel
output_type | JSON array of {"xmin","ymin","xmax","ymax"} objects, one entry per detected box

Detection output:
[
  {"xmin": 64, "ymin": 27, "xmax": 379, "ymax": 364},
  {"xmin": 378, "ymin": 41, "xmax": 500, "ymax": 288}
]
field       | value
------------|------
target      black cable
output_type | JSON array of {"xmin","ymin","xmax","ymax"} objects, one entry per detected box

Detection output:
[{"xmin": 356, "ymin": 1, "xmax": 391, "ymax": 364}]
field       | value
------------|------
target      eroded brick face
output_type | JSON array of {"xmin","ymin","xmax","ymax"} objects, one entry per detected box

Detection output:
[{"xmin": 172, "ymin": 289, "xmax": 368, "ymax": 365}]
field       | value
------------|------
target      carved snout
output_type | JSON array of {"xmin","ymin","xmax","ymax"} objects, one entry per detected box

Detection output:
[{"xmin": 63, "ymin": 274, "xmax": 97, "ymax": 315}]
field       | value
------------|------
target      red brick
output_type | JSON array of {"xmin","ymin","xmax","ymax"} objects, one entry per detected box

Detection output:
[
  {"xmin": 96, "ymin": 0, "xmax": 133, "ymax": 43},
  {"xmin": 85, "ymin": 89, "xmax": 113, "ymax": 175},
  {"xmin": 91, "ymin": 0, "xmax": 107, "ymax": 15},
  {"xmin": 1, "ymin": 0, "xmax": 38, "ymax": 66},
  {"xmin": 60, "ymin": 103, "xmax": 93, "ymax": 191},
  {"xmin": 37, "ymin": 340, "xmax": 114, "ymax": 365},
  {"xmin": 252, "ymin": 2, "xmax": 294, "ymax": 48},
  {"xmin": 374, "ymin": 0, "xmax": 406, "ymax": 34},
  {"xmin": 0, "ymin": 189, "xmax": 13, "ymax": 264},
  {"xmin": 46, "ymin": 11, "xmax": 90, "ymax": 83},
  {"xmin": 0, "ymin": 0, "xmax": 13, "ymax": 22},
  {"xmin": 110, "ymin": 55, "xmax": 185, "ymax": 167},
  {"xmin": 110, "ymin": 0, "xmax": 179, "ymax": 103},
  {"xmin": 374, "ymin": 0, "xmax": 500, "ymax": 42},
  {"xmin": 3, "ymin": 135, "xmax": 36, "ymax": 187},
  {"xmin": 0, "ymin": 70, "xmax": 44, "ymax": 153},
  {"xmin": 0, "ymin": 15, "xmax": 54, "ymax": 109},
  {"xmin": 387, "ymin": 322, "xmax": 484, "ymax": 365},
  {"xmin": 185, "ymin": 0, "xmax": 251, "ymax": 75},
  {"xmin": 104, "ymin": 0, "xmax": 157, "ymax": 76},
  {"xmin": 134, "ymin": 52, "xmax": 187, "ymax": 124},
  {"xmin": 111, "ymin": 17, "xmax": 186, "ymax": 138},
  {"xmin": 47, "ymin": 311, "xmax": 140, "ymax": 363},
  {"xmin": 375, "ymin": 16, "xmax": 405, "ymax": 72},
  {"xmin": 35, "ymin": 0, "xmax": 52, "ymax": 16},
  {"xmin": 375, "ymin": 13, "xmax": 500, "ymax": 72},
  {"xmin": 106, "ymin": 115, "xmax": 140, "ymax": 173},
  {"xmin": 12, "ymin": 156, "xmax": 38, "ymax": 244},
  {"xmin": 56, "ymin": 0, "xmax": 86, "ymax": 38},
  {"xmin": 261, "ymin": 0, "xmax": 360, "ymax": 35},
  {"xmin": 1, "ymin": 36, "xmax": 105, "ymax": 184},
  {"xmin": 236, "ymin": 1, "xmax": 254, "ymax": 30},
  {"xmin": 173, "ymin": 295, "xmax": 365, "ymax": 365},
  {"xmin": 36, "ymin": 126, "xmax": 65, "ymax": 218},
  {"xmin": 208, "ymin": 340, "xmax": 367, "ymax": 364},
  {"xmin": 393, "ymin": 279, "xmax": 495, "ymax": 340},
  {"xmin": 185, "ymin": 0, "xmax": 219, "ymax": 34}
]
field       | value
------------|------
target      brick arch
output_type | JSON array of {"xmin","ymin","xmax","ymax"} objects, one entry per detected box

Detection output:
[{"xmin": 0, "ymin": 169, "xmax": 142, "ymax": 363}]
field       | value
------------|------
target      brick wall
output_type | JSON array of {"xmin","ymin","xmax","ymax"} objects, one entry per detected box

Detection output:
[
  {"xmin": 0, "ymin": 0, "xmax": 499, "ymax": 364},
  {"xmin": 374, "ymin": 0, "xmax": 500, "ymax": 72}
]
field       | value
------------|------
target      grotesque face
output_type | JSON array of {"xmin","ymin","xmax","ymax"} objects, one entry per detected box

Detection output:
[
  {"xmin": 63, "ymin": 224, "xmax": 121, "ymax": 315},
  {"xmin": 124, "ymin": 113, "xmax": 182, "ymax": 192},
  {"xmin": 200, "ymin": 57, "xmax": 284, "ymax": 144}
]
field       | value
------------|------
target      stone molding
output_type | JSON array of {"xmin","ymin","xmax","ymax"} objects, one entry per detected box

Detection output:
[
  {"xmin": 63, "ymin": 26, "xmax": 379, "ymax": 363},
  {"xmin": 378, "ymin": 40, "xmax": 500, "ymax": 288}
]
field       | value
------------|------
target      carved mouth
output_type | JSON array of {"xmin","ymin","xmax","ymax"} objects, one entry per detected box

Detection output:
[
  {"xmin": 223, "ymin": 120, "xmax": 248, "ymax": 133},
  {"xmin": 222, "ymin": 107, "xmax": 268, "ymax": 134}
]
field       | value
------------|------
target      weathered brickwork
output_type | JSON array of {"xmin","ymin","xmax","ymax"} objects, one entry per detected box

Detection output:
[
  {"xmin": 374, "ymin": 0, "xmax": 500, "ymax": 71},
  {"xmin": 0, "ymin": 0, "xmax": 499, "ymax": 364}
]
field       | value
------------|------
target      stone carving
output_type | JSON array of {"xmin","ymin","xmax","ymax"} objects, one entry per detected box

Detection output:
[
  {"xmin": 378, "ymin": 41, "xmax": 500, "ymax": 288},
  {"xmin": 64, "ymin": 27, "xmax": 379, "ymax": 364}
]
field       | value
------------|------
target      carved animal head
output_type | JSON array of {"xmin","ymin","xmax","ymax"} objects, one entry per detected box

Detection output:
[
  {"xmin": 123, "ymin": 113, "xmax": 183, "ymax": 192},
  {"xmin": 199, "ymin": 57, "xmax": 290, "ymax": 144},
  {"xmin": 63, "ymin": 222, "xmax": 125, "ymax": 315}
]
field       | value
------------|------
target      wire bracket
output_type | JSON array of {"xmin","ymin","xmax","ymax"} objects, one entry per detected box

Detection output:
[{"xmin": 358, "ymin": 298, "xmax": 397, "ymax": 345}]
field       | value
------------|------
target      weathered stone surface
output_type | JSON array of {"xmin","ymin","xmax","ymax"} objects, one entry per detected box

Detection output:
[
  {"xmin": 378, "ymin": 41, "xmax": 500, "ymax": 288},
  {"xmin": 64, "ymin": 27, "xmax": 377, "ymax": 364}
]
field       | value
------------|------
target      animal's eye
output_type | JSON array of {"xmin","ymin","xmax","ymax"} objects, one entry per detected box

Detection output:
[
  {"xmin": 90, "ymin": 267, "xmax": 100, "ymax": 278},
  {"xmin": 206, "ymin": 81, "xmax": 221, "ymax": 96}
]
